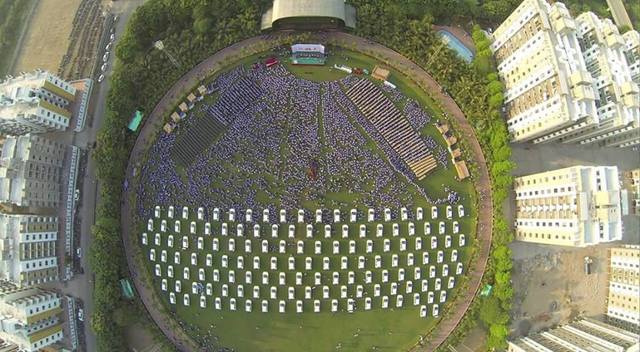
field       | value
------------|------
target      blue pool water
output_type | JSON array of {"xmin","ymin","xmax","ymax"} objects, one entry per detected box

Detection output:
[{"xmin": 438, "ymin": 30, "xmax": 474, "ymax": 63}]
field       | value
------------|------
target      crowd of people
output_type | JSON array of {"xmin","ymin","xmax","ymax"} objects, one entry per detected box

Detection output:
[{"xmin": 136, "ymin": 62, "xmax": 462, "ymax": 221}]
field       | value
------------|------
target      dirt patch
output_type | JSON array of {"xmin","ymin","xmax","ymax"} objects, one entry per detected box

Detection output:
[
  {"xmin": 509, "ymin": 242, "xmax": 611, "ymax": 337},
  {"xmin": 12, "ymin": 0, "xmax": 82, "ymax": 73}
]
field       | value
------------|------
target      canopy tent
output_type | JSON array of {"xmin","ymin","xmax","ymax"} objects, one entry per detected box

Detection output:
[
  {"xmin": 120, "ymin": 278, "xmax": 135, "ymax": 299},
  {"xmin": 291, "ymin": 44, "xmax": 325, "ymax": 54},
  {"xmin": 128, "ymin": 110, "xmax": 143, "ymax": 131}
]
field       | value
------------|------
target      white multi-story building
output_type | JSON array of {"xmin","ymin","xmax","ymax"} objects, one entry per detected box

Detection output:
[
  {"xmin": 507, "ymin": 317, "xmax": 639, "ymax": 351},
  {"xmin": 491, "ymin": 0, "xmax": 640, "ymax": 148},
  {"xmin": 622, "ymin": 168, "xmax": 640, "ymax": 216},
  {"xmin": 0, "ymin": 214, "xmax": 58, "ymax": 287},
  {"xmin": 0, "ymin": 70, "xmax": 75, "ymax": 135},
  {"xmin": 0, "ymin": 282, "xmax": 64, "ymax": 351},
  {"xmin": 625, "ymin": 31, "xmax": 640, "ymax": 86},
  {"xmin": 0, "ymin": 134, "xmax": 65, "ymax": 211},
  {"xmin": 607, "ymin": 245, "xmax": 640, "ymax": 326},
  {"xmin": 514, "ymin": 165, "xmax": 624, "ymax": 247}
]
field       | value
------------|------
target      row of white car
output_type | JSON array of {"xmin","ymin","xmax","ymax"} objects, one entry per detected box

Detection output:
[{"xmin": 97, "ymin": 27, "xmax": 117, "ymax": 83}]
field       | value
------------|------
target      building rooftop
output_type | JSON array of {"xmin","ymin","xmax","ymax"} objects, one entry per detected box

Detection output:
[{"xmin": 261, "ymin": 0, "xmax": 356, "ymax": 30}]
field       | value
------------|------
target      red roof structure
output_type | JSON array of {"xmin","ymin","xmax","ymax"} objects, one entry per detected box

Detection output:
[{"xmin": 265, "ymin": 57, "xmax": 279, "ymax": 67}]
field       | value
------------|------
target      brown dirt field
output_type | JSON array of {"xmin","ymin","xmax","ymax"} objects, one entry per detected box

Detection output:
[
  {"xmin": 510, "ymin": 242, "xmax": 612, "ymax": 338},
  {"xmin": 13, "ymin": 0, "xmax": 82, "ymax": 73}
]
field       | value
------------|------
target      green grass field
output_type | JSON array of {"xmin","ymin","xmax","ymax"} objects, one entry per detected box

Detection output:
[
  {"xmin": 136, "ymin": 47, "xmax": 478, "ymax": 352},
  {"xmin": 143, "ymin": 207, "xmax": 471, "ymax": 352}
]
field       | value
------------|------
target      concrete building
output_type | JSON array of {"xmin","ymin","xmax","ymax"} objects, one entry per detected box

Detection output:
[
  {"xmin": 607, "ymin": 245, "xmax": 640, "ymax": 326},
  {"xmin": 0, "ymin": 135, "xmax": 65, "ymax": 212},
  {"xmin": 0, "ymin": 214, "xmax": 58, "ymax": 287},
  {"xmin": 507, "ymin": 317, "xmax": 639, "ymax": 351},
  {"xmin": 622, "ymin": 169, "xmax": 640, "ymax": 216},
  {"xmin": 625, "ymin": 31, "xmax": 640, "ymax": 86},
  {"xmin": 491, "ymin": 0, "xmax": 640, "ymax": 148},
  {"xmin": 606, "ymin": 0, "xmax": 633, "ymax": 30},
  {"xmin": 261, "ymin": 0, "xmax": 356, "ymax": 31},
  {"xmin": 514, "ymin": 165, "xmax": 624, "ymax": 247},
  {"xmin": 0, "ymin": 282, "xmax": 64, "ymax": 352},
  {"xmin": 0, "ymin": 71, "xmax": 75, "ymax": 135}
]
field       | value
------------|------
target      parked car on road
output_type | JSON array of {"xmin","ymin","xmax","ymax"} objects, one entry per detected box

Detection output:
[
  {"xmin": 77, "ymin": 308, "xmax": 84, "ymax": 322},
  {"xmin": 97, "ymin": 74, "xmax": 105, "ymax": 83}
]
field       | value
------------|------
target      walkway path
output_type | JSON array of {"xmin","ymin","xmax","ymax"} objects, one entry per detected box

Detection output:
[
  {"xmin": 121, "ymin": 31, "xmax": 493, "ymax": 352},
  {"xmin": 328, "ymin": 32, "xmax": 492, "ymax": 352},
  {"xmin": 121, "ymin": 34, "xmax": 289, "ymax": 352}
]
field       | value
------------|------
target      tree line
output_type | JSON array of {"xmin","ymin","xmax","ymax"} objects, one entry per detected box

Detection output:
[
  {"xmin": 90, "ymin": 0, "xmax": 268, "ymax": 350},
  {"xmin": 350, "ymin": 2, "xmax": 514, "ymax": 349},
  {"xmin": 93, "ymin": 0, "xmax": 517, "ymax": 350}
]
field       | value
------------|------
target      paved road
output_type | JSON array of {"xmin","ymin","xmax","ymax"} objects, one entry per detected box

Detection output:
[
  {"xmin": 121, "ymin": 31, "xmax": 493, "ymax": 351},
  {"xmin": 51, "ymin": 2, "xmax": 144, "ymax": 352}
]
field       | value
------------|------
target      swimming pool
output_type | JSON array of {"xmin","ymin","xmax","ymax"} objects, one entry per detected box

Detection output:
[{"xmin": 438, "ymin": 30, "xmax": 474, "ymax": 63}]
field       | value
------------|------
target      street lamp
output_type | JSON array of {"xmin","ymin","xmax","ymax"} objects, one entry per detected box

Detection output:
[{"xmin": 154, "ymin": 40, "xmax": 181, "ymax": 69}]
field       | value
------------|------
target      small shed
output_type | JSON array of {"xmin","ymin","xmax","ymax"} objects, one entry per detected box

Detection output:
[
  {"xmin": 436, "ymin": 122, "xmax": 450, "ymax": 135},
  {"xmin": 171, "ymin": 112, "xmax": 181, "ymax": 123},
  {"xmin": 187, "ymin": 93, "xmax": 197, "ymax": 106},
  {"xmin": 372, "ymin": 66, "xmax": 390, "ymax": 81},
  {"xmin": 178, "ymin": 102, "xmax": 189, "ymax": 113},
  {"xmin": 163, "ymin": 123, "xmax": 174, "ymax": 134},
  {"xmin": 198, "ymin": 85, "xmax": 207, "ymax": 96},
  {"xmin": 454, "ymin": 160, "xmax": 470, "ymax": 180}
]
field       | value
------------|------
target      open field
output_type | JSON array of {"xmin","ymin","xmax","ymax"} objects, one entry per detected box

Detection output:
[
  {"xmin": 0, "ymin": 0, "xmax": 37, "ymax": 75},
  {"xmin": 509, "ymin": 242, "xmax": 612, "ymax": 337},
  {"xmin": 133, "ymin": 49, "xmax": 478, "ymax": 351},
  {"xmin": 12, "ymin": 0, "xmax": 82, "ymax": 74}
]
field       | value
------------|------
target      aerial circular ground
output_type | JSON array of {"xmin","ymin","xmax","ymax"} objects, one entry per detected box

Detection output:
[{"xmin": 123, "ymin": 35, "xmax": 492, "ymax": 352}]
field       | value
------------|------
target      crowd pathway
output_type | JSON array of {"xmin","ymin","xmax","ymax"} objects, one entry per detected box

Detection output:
[{"xmin": 121, "ymin": 31, "xmax": 493, "ymax": 352}]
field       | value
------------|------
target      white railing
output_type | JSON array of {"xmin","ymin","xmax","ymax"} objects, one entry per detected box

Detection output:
[
  {"xmin": 74, "ymin": 79, "xmax": 93, "ymax": 132},
  {"xmin": 65, "ymin": 296, "xmax": 79, "ymax": 350},
  {"xmin": 65, "ymin": 146, "xmax": 80, "ymax": 258}
]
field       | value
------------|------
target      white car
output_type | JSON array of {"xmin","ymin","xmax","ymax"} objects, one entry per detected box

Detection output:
[
  {"xmin": 451, "ymin": 249, "xmax": 458, "ymax": 262},
  {"xmin": 110, "ymin": 33, "xmax": 116, "ymax": 41},
  {"xmin": 431, "ymin": 206, "xmax": 438, "ymax": 219},
  {"xmin": 97, "ymin": 74, "xmax": 105, "ymax": 83},
  {"xmin": 103, "ymin": 51, "xmax": 110, "ymax": 62},
  {"xmin": 77, "ymin": 308, "xmax": 84, "ymax": 322},
  {"xmin": 446, "ymin": 205, "xmax": 452, "ymax": 219},
  {"xmin": 458, "ymin": 205, "xmax": 465, "ymax": 217},
  {"xmin": 101, "ymin": 63, "xmax": 108, "ymax": 72}
]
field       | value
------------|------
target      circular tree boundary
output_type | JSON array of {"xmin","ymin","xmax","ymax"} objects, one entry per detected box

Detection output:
[{"xmin": 120, "ymin": 32, "xmax": 493, "ymax": 352}]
